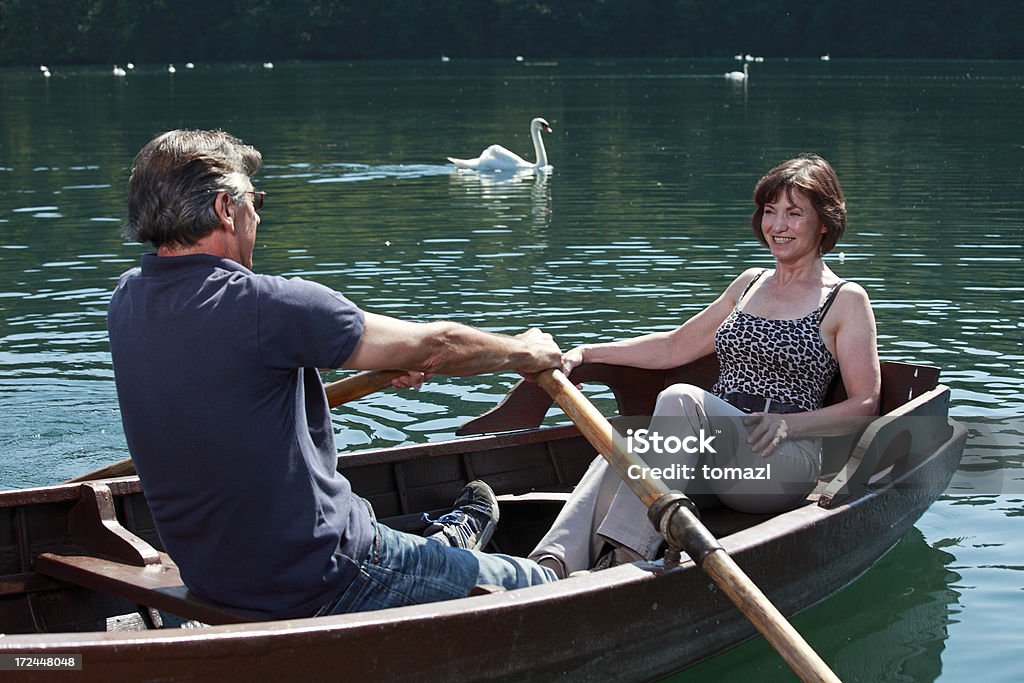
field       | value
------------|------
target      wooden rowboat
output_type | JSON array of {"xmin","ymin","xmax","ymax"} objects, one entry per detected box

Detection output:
[{"xmin": 0, "ymin": 356, "xmax": 966, "ymax": 681}]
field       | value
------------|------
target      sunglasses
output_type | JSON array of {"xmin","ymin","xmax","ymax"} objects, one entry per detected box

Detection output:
[{"xmin": 246, "ymin": 190, "xmax": 267, "ymax": 211}]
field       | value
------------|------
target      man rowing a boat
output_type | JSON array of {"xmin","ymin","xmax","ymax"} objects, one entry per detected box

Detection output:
[{"xmin": 107, "ymin": 129, "xmax": 560, "ymax": 621}]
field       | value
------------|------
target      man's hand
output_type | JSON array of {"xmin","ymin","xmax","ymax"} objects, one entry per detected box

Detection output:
[
  {"xmin": 390, "ymin": 371, "xmax": 432, "ymax": 390},
  {"xmin": 514, "ymin": 328, "xmax": 562, "ymax": 379}
]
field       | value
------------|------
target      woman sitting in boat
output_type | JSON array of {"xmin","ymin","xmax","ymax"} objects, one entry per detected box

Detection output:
[{"xmin": 530, "ymin": 153, "xmax": 881, "ymax": 578}]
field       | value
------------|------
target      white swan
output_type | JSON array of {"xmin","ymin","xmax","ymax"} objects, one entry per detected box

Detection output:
[
  {"xmin": 448, "ymin": 118, "xmax": 553, "ymax": 171},
  {"xmin": 112, "ymin": 65, "xmax": 127, "ymax": 77},
  {"xmin": 725, "ymin": 63, "xmax": 749, "ymax": 81}
]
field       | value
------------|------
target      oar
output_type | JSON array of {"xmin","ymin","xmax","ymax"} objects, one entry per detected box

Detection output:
[
  {"xmin": 64, "ymin": 369, "xmax": 405, "ymax": 484},
  {"xmin": 536, "ymin": 369, "xmax": 841, "ymax": 683}
]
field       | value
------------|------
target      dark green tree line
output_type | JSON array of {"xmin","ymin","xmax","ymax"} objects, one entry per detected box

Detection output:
[{"xmin": 1, "ymin": 0, "xmax": 1020, "ymax": 66}]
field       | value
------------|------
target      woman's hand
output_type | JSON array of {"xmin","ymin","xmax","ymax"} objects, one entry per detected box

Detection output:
[
  {"xmin": 561, "ymin": 346, "xmax": 587, "ymax": 376},
  {"xmin": 743, "ymin": 412, "xmax": 791, "ymax": 457}
]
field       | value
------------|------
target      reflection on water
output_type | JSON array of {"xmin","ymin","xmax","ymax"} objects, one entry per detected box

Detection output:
[
  {"xmin": 669, "ymin": 528, "xmax": 960, "ymax": 683},
  {"xmin": 448, "ymin": 166, "xmax": 553, "ymax": 234},
  {"xmin": 948, "ymin": 417, "xmax": 1024, "ymax": 495},
  {"xmin": 307, "ymin": 163, "xmax": 451, "ymax": 184}
]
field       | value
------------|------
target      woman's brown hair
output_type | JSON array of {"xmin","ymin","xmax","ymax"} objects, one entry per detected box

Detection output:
[{"xmin": 751, "ymin": 153, "xmax": 846, "ymax": 255}]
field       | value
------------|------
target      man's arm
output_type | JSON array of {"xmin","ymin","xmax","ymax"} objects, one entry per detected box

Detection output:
[{"xmin": 341, "ymin": 312, "xmax": 561, "ymax": 378}]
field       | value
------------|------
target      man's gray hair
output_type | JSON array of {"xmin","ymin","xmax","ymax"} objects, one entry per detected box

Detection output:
[{"xmin": 125, "ymin": 130, "xmax": 262, "ymax": 247}]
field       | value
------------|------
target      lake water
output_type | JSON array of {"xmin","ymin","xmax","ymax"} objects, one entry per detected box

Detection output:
[{"xmin": 1, "ymin": 59, "xmax": 1021, "ymax": 681}]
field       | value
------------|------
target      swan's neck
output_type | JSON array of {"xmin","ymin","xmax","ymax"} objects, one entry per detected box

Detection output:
[{"xmin": 532, "ymin": 126, "xmax": 548, "ymax": 168}]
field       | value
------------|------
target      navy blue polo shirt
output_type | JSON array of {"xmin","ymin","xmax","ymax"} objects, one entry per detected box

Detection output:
[{"xmin": 108, "ymin": 253, "xmax": 369, "ymax": 619}]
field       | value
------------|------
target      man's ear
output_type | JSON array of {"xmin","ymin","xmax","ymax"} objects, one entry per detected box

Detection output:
[{"xmin": 212, "ymin": 191, "xmax": 235, "ymax": 230}]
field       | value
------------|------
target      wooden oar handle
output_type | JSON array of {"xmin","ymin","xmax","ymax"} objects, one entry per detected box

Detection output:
[
  {"xmin": 64, "ymin": 458, "xmax": 138, "ymax": 483},
  {"xmin": 325, "ymin": 369, "xmax": 406, "ymax": 407},
  {"xmin": 536, "ymin": 368, "xmax": 841, "ymax": 683},
  {"xmin": 66, "ymin": 369, "xmax": 406, "ymax": 484}
]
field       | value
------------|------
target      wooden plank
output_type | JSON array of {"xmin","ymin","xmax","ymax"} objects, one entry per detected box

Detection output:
[
  {"xmin": 68, "ymin": 483, "xmax": 159, "ymax": 567},
  {"xmin": 0, "ymin": 572, "xmax": 57, "ymax": 596},
  {"xmin": 34, "ymin": 552, "xmax": 250, "ymax": 625},
  {"xmin": 25, "ymin": 481, "xmax": 252, "ymax": 627},
  {"xmin": 879, "ymin": 361, "xmax": 940, "ymax": 414}
]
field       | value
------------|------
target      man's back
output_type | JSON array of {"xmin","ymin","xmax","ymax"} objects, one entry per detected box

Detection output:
[{"xmin": 108, "ymin": 253, "xmax": 369, "ymax": 619}]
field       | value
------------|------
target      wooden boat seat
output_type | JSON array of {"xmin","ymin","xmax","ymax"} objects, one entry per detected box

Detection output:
[
  {"xmin": 456, "ymin": 358, "xmax": 952, "ymax": 510},
  {"xmin": 31, "ymin": 485, "xmax": 558, "ymax": 624},
  {"xmin": 815, "ymin": 377, "xmax": 952, "ymax": 508},
  {"xmin": 33, "ymin": 482, "xmax": 251, "ymax": 626}
]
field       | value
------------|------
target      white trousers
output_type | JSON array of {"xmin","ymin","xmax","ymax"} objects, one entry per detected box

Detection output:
[{"xmin": 529, "ymin": 384, "xmax": 821, "ymax": 576}]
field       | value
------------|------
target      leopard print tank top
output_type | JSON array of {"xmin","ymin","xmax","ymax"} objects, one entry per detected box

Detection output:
[{"xmin": 712, "ymin": 270, "xmax": 846, "ymax": 412}]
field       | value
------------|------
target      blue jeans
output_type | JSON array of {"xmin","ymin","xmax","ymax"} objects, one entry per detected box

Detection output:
[{"xmin": 319, "ymin": 518, "xmax": 558, "ymax": 615}]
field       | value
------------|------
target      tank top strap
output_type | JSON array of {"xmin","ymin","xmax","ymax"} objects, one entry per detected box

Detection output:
[
  {"xmin": 818, "ymin": 280, "xmax": 847, "ymax": 322},
  {"xmin": 737, "ymin": 269, "xmax": 768, "ymax": 306}
]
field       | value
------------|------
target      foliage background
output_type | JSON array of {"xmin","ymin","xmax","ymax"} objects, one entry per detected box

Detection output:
[{"xmin": 1, "ymin": 0, "xmax": 1022, "ymax": 66}]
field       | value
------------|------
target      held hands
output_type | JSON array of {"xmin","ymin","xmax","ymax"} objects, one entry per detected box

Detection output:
[
  {"xmin": 515, "ymin": 328, "xmax": 562, "ymax": 378},
  {"xmin": 385, "ymin": 327, "xmax": 559, "ymax": 387},
  {"xmin": 743, "ymin": 412, "xmax": 790, "ymax": 458}
]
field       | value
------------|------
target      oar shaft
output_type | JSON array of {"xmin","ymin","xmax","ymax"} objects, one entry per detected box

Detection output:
[
  {"xmin": 536, "ymin": 370, "xmax": 670, "ymax": 508},
  {"xmin": 64, "ymin": 458, "xmax": 138, "ymax": 482},
  {"xmin": 324, "ymin": 369, "xmax": 405, "ymax": 407},
  {"xmin": 703, "ymin": 549, "xmax": 840, "ymax": 682},
  {"xmin": 536, "ymin": 368, "xmax": 840, "ymax": 683},
  {"xmin": 65, "ymin": 369, "xmax": 403, "ymax": 484}
]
